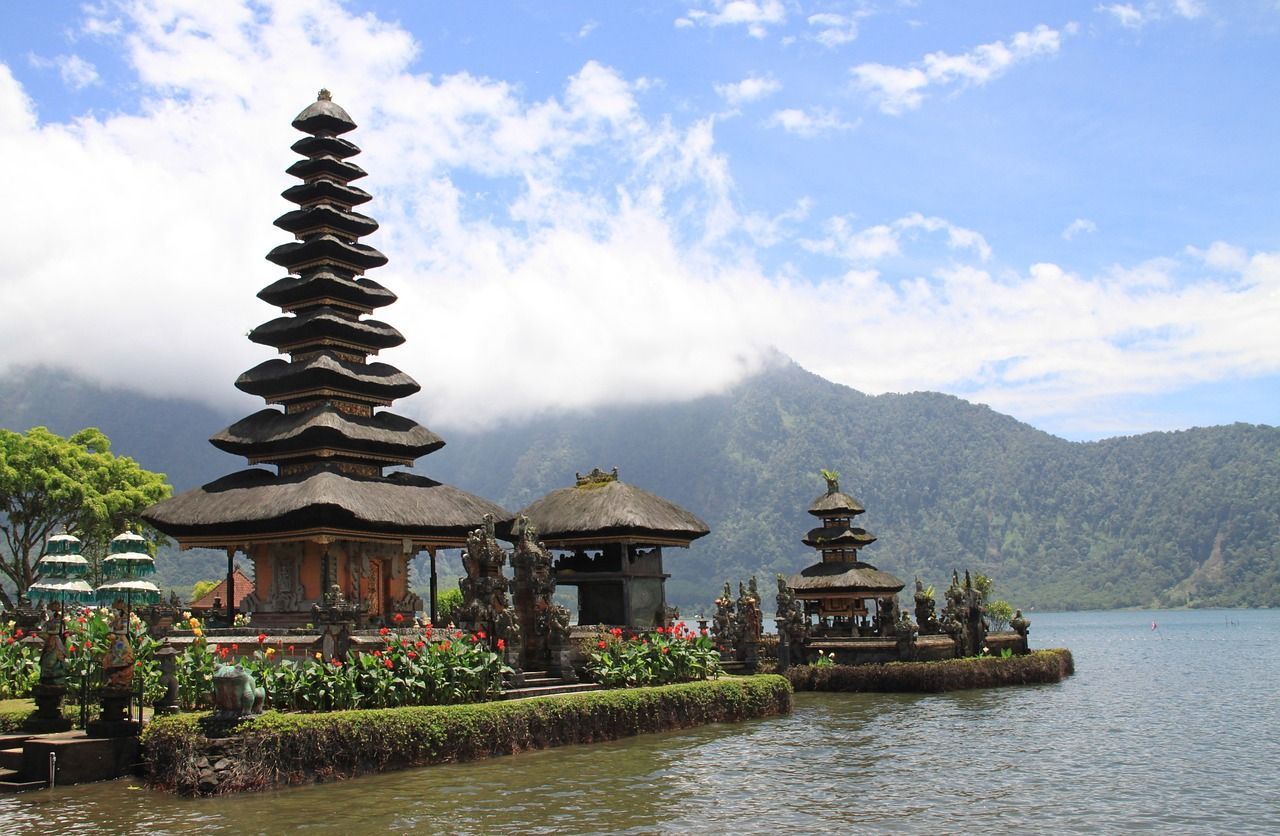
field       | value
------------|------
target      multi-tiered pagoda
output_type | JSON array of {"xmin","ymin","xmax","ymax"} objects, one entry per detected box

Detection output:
[
  {"xmin": 145, "ymin": 91, "xmax": 510, "ymax": 626},
  {"xmin": 786, "ymin": 472, "xmax": 904, "ymax": 635}
]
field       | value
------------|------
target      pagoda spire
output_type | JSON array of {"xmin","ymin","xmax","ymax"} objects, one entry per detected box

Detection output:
[{"xmin": 213, "ymin": 89, "xmax": 443, "ymax": 478}]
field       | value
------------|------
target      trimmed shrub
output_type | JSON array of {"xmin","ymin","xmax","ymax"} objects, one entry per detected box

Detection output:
[
  {"xmin": 142, "ymin": 674, "xmax": 793, "ymax": 795},
  {"xmin": 787, "ymin": 648, "xmax": 1074, "ymax": 693}
]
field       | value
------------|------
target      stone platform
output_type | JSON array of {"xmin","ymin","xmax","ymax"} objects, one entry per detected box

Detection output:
[{"xmin": 0, "ymin": 731, "xmax": 141, "ymax": 792}]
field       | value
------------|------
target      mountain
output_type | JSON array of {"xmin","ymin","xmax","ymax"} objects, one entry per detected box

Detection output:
[{"xmin": 3, "ymin": 363, "xmax": 1277, "ymax": 611}]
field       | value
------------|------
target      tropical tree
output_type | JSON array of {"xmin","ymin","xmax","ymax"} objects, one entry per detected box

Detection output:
[{"xmin": 0, "ymin": 426, "xmax": 171, "ymax": 605}]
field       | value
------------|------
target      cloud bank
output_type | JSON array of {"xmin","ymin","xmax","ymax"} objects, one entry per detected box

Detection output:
[{"xmin": 0, "ymin": 0, "xmax": 1276, "ymax": 440}]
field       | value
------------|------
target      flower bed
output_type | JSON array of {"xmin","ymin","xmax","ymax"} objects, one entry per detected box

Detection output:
[
  {"xmin": 585, "ymin": 624, "xmax": 720, "ymax": 687},
  {"xmin": 142, "ymin": 674, "xmax": 793, "ymax": 795},
  {"xmin": 786, "ymin": 648, "xmax": 1075, "ymax": 693}
]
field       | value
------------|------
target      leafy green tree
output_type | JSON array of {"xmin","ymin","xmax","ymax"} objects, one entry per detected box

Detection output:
[
  {"xmin": 0, "ymin": 426, "xmax": 171, "ymax": 605},
  {"xmin": 190, "ymin": 579, "xmax": 219, "ymax": 604}
]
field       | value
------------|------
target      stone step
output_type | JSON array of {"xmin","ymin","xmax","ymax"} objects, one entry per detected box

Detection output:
[
  {"xmin": 521, "ymin": 676, "xmax": 562, "ymax": 686},
  {"xmin": 502, "ymin": 682, "xmax": 602, "ymax": 700},
  {"xmin": 0, "ymin": 768, "xmax": 44, "ymax": 793},
  {"xmin": 0, "ymin": 748, "xmax": 24, "ymax": 771}
]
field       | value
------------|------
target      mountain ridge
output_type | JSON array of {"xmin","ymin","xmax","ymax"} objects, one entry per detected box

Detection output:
[{"xmin": 2, "ymin": 362, "xmax": 1276, "ymax": 611}]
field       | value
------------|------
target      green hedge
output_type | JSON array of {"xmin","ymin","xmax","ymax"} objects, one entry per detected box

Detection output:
[
  {"xmin": 787, "ymin": 648, "xmax": 1074, "ymax": 693},
  {"xmin": 143, "ymin": 675, "xmax": 793, "ymax": 795},
  {"xmin": 0, "ymin": 706, "xmax": 32, "ymax": 734}
]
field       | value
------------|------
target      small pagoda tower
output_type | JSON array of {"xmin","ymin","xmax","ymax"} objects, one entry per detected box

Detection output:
[
  {"xmin": 96, "ymin": 529, "xmax": 162, "ymax": 612},
  {"xmin": 787, "ymin": 472, "xmax": 904, "ymax": 636},
  {"xmin": 145, "ymin": 91, "xmax": 511, "ymax": 626},
  {"xmin": 28, "ymin": 533, "xmax": 95, "ymax": 611}
]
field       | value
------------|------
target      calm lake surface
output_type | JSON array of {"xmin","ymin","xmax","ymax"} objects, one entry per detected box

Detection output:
[{"xmin": 3, "ymin": 609, "xmax": 1278, "ymax": 834}]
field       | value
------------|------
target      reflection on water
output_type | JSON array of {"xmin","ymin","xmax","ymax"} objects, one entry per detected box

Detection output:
[{"xmin": 4, "ymin": 609, "xmax": 1279, "ymax": 834}]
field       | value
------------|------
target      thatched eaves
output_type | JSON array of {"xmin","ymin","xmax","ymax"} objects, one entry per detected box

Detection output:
[
  {"xmin": 248, "ymin": 308, "xmax": 404, "ymax": 352},
  {"xmin": 235, "ymin": 354, "xmax": 420, "ymax": 403},
  {"xmin": 519, "ymin": 468, "xmax": 709, "ymax": 546},
  {"xmin": 808, "ymin": 489, "xmax": 866, "ymax": 517},
  {"xmin": 143, "ymin": 467, "xmax": 511, "ymax": 544},
  {"xmin": 801, "ymin": 525, "xmax": 877, "ymax": 549},
  {"xmin": 787, "ymin": 561, "xmax": 905, "ymax": 595},
  {"xmin": 210, "ymin": 406, "xmax": 444, "ymax": 463},
  {"xmin": 257, "ymin": 272, "xmax": 395, "ymax": 312}
]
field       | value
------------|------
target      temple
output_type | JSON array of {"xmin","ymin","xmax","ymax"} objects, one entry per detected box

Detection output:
[
  {"xmin": 787, "ymin": 472, "xmax": 905, "ymax": 636},
  {"xmin": 519, "ymin": 468, "xmax": 709, "ymax": 629},
  {"xmin": 144, "ymin": 91, "xmax": 510, "ymax": 626}
]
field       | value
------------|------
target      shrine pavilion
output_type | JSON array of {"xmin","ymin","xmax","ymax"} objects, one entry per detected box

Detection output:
[
  {"xmin": 519, "ymin": 468, "xmax": 709, "ymax": 629},
  {"xmin": 144, "ymin": 91, "xmax": 511, "ymax": 627},
  {"xmin": 787, "ymin": 473, "xmax": 905, "ymax": 636}
]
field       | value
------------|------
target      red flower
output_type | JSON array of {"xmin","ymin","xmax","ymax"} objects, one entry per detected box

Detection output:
[
  {"xmin": 414, "ymin": 640, "xmax": 425, "ymax": 649},
  {"xmin": 14, "ymin": 629, "xmax": 23, "ymax": 638},
  {"xmin": 231, "ymin": 643, "xmax": 239, "ymax": 651},
  {"xmin": 497, "ymin": 638, "xmax": 505, "ymax": 651},
  {"xmin": 330, "ymin": 657, "xmax": 342, "ymax": 667},
  {"xmin": 289, "ymin": 644, "xmax": 296, "ymax": 652},
  {"xmin": 383, "ymin": 658, "xmax": 394, "ymax": 669},
  {"xmin": 610, "ymin": 627, "xmax": 622, "ymax": 638},
  {"xmin": 471, "ymin": 634, "xmax": 480, "ymax": 643},
  {"xmin": 257, "ymin": 633, "xmax": 267, "ymax": 643},
  {"xmin": 400, "ymin": 638, "xmax": 408, "ymax": 647},
  {"xmin": 408, "ymin": 651, "xmax": 418, "ymax": 659},
  {"xmin": 379, "ymin": 626, "xmax": 389, "ymax": 636},
  {"xmin": 597, "ymin": 640, "xmax": 608, "ymax": 649},
  {"xmin": 662, "ymin": 646, "xmax": 670, "ymax": 655},
  {"xmin": 454, "ymin": 631, "xmax": 463, "ymax": 639},
  {"xmin": 477, "ymin": 630, "xmax": 486, "ymax": 640},
  {"xmin": 655, "ymin": 626, "xmax": 665, "ymax": 634},
  {"xmin": 393, "ymin": 612, "xmax": 405, "ymax": 623},
  {"xmin": 67, "ymin": 644, "xmax": 77, "ymax": 653},
  {"xmin": 5, "ymin": 637, "xmax": 12, "ymax": 645},
  {"xmin": 373, "ymin": 649, "xmax": 382, "ymax": 657}
]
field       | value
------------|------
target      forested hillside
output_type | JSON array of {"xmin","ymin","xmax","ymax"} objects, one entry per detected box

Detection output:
[{"xmin": 3, "ymin": 364, "xmax": 1277, "ymax": 610}]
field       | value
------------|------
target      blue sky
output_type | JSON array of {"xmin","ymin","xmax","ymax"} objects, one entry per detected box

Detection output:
[{"xmin": 0, "ymin": 0, "xmax": 1276, "ymax": 440}]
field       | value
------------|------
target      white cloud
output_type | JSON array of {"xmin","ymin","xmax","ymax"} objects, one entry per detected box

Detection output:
[
  {"xmin": 0, "ymin": 0, "xmax": 1275, "ymax": 441},
  {"xmin": 766, "ymin": 107, "xmax": 859, "ymax": 137},
  {"xmin": 802, "ymin": 213, "xmax": 992, "ymax": 262},
  {"xmin": 1062, "ymin": 218, "xmax": 1098, "ymax": 240},
  {"xmin": 1098, "ymin": 4, "xmax": 1146, "ymax": 28},
  {"xmin": 714, "ymin": 74, "xmax": 781, "ymax": 106},
  {"xmin": 808, "ymin": 12, "xmax": 859, "ymax": 47},
  {"xmin": 853, "ymin": 24, "xmax": 1068, "ymax": 114},
  {"xmin": 56, "ymin": 55, "xmax": 100, "ymax": 89},
  {"xmin": 678, "ymin": 1, "xmax": 786, "ymax": 39},
  {"xmin": 1171, "ymin": 0, "xmax": 1206, "ymax": 19},
  {"xmin": 578, "ymin": 20, "xmax": 598, "ymax": 39},
  {"xmin": 1097, "ymin": 1, "xmax": 1208, "ymax": 28}
]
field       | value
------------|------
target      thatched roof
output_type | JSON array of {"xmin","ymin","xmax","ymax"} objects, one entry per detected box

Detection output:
[
  {"xmin": 285, "ymin": 155, "xmax": 367, "ymax": 183},
  {"xmin": 808, "ymin": 489, "xmax": 866, "ymax": 517},
  {"xmin": 248, "ymin": 309, "xmax": 404, "ymax": 351},
  {"xmin": 281, "ymin": 179, "xmax": 372, "ymax": 208},
  {"xmin": 519, "ymin": 468, "xmax": 709, "ymax": 546},
  {"xmin": 292, "ymin": 89, "xmax": 356, "ymax": 135},
  {"xmin": 801, "ymin": 525, "xmax": 877, "ymax": 549},
  {"xmin": 236, "ymin": 354, "xmax": 420, "ymax": 402},
  {"xmin": 210, "ymin": 406, "xmax": 444, "ymax": 461},
  {"xmin": 257, "ymin": 271, "xmax": 395, "ymax": 311},
  {"xmin": 143, "ymin": 466, "xmax": 511, "ymax": 543},
  {"xmin": 266, "ymin": 234, "xmax": 388, "ymax": 273},
  {"xmin": 290, "ymin": 134, "xmax": 359, "ymax": 160},
  {"xmin": 787, "ymin": 560, "xmax": 905, "ymax": 595},
  {"xmin": 274, "ymin": 204, "xmax": 378, "ymax": 239}
]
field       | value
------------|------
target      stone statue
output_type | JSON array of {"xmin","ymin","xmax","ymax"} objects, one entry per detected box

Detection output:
[
  {"xmin": 914, "ymin": 577, "xmax": 941, "ymax": 635},
  {"xmin": 212, "ymin": 664, "xmax": 265, "ymax": 720},
  {"xmin": 774, "ymin": 574, "xmax": 808, "ymax": 668},
  {"xmin": 38, "ymin": 628, "xmax": 68, "ymax": 689},
  {"xmin": 712, "ymin": 582, "xmax": 736, "ymax": 656},
  {"xmin": 459, "ymin": 513, "xmax": 517, "ymax": 647},
  {"xmin": 101, "ymin": 612, "xmax": 135, "ymax": 692},
  {"xmin": 735, "ymin": 578, "xmax": 762, "ymax": 668}
]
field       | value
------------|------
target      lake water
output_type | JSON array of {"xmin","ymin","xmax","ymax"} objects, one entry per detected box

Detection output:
[{"xmin": 3, "ymin": 609, "xmax": 1278, "ymax": 834}]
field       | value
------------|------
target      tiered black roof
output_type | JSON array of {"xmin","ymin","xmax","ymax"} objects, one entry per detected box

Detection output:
[
  {"xmin": 787, "ymin": 475, "xmax": 900, "ymax": 597},
  {"xmin": 144, "ymin": 91, "xmax": 510, "ymax": 544}
]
